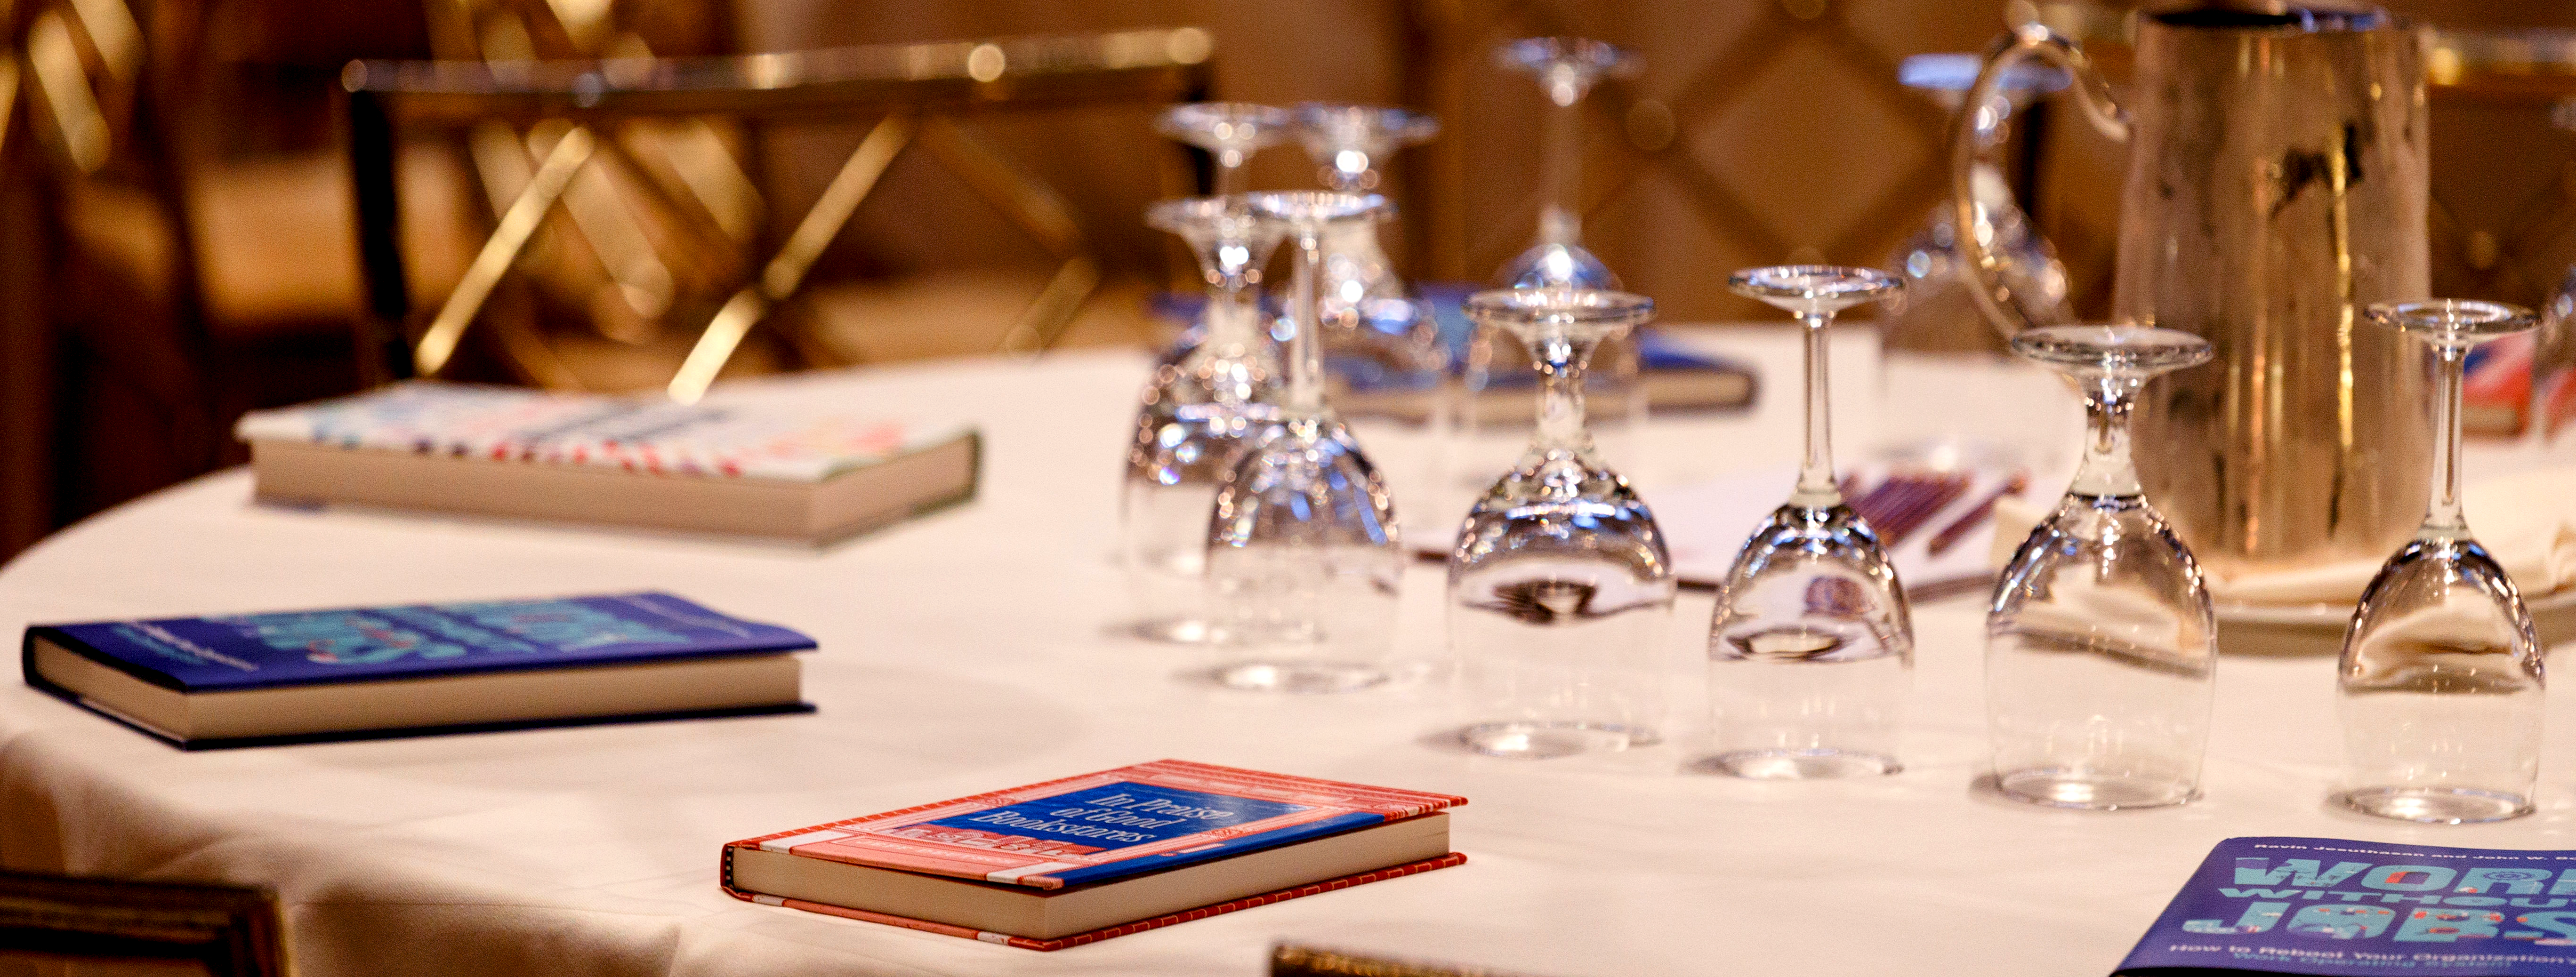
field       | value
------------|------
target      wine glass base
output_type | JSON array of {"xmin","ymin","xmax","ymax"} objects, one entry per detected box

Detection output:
[
  {"xmin": 1458, "ymin": 721, "xmax": 1659, "ymax": 759},
  {"xmin": 1126, "ymin": 617, "xmax": 1224, "ymax": 644},
  {"xmin": 1693, "ymin": 748, "xmax": 1901, "ymax": 779},
  {"xmin": 2332, "ymin": 786, "xmax": 2535, "ymax": 825},
  {"xmin": 1994, "ymin": 768, "xmax": 2197, "ymax": 810},
  {"xmin": 1210, "ymin": 661, "xmax": 1386, "ymax": 694}
]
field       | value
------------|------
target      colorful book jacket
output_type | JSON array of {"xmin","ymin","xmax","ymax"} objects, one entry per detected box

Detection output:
[
  {"xmin": 2120, "ymin": 837, "xmax": 2576, "ymax": 976},
  {"xmin": 721, "ymin": 760, "xmax": 1466, "ymax": 891},
  {"xmin": 24, "ymin": 592, "xmax": 815, "ymax": 692},
  {"xmin": 233, "ymin": 380, "xmax": 973, "ymax": 483}
]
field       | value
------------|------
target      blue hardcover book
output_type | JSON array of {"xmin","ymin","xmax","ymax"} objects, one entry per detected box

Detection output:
[
  {"xmin": 23, "ymin": 592, "xmax": 816, "ymax": 750},
  {"xmin": 2119, "ymin": 837, "xmax": 2576, "ymax": 976}
]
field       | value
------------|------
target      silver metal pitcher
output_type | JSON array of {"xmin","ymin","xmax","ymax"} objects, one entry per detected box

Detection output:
[{"xmin": 1953, "ymin": 3, "xmax": 2431, "ymax": 580}]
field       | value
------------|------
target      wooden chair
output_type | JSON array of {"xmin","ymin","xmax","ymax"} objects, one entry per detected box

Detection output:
[
  {"xmin": 0, "ymin": 871, "xmax": 288, "ymax": 977},
  {"xmin": 0, "ymin": 0, "xmax": 219, "ymax": 556},
  {"xmin": 344, "ymin": 26, "xmax": 1215, "ymax": 401},
  {"xmin": 0, "ymin": 0, "xmax": 470, "ymax": 561}
]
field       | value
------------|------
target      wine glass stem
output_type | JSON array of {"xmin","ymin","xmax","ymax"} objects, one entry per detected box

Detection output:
[
  {"xmin": 2424, "ymin": 345, "xmax": 2468, "ymax": 539},
  {"xmin": 1540, "ymin": 73, "xmax": 1586, "ymax": 247},
  {"xmin": 1325, "ymin": 158, "xmax": 1365, "ymax": 193},
  {"xmin": 1531, "ymin": 334, "xmax": 1595, "ymax": 459},
  {"xmin": 1216, "ymin": 152, "xmax": 1246, "ymax": 197},
  {"xmin": 2070, "ymin": 379, "xmax": 2142, "ymax": 498},
  {"xmin": 1793, "ymin": 312, "xmax": 1840, "ymax": 507},
  {"xmin": 1200, "ymin": 280, "xmax": 1262, "ymax": 402},
  {"xmin": 1286, "ymin": 229, "xmax": 1326, "ymax": 418}
]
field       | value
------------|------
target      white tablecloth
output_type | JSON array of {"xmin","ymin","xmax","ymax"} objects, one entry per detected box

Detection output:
[{"xmin": 1, "ymin": 332, "xmax": 2568, "ymax": 977}]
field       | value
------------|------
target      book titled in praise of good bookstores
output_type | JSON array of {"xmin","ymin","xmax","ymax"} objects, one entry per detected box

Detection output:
[
  {"xmin": 23, "ymin": 592, "xmax": 815, "ymax": 749},
  {"xmin": 2119, "ymin": 837, "xmax": 2576, "ymax": 976},
  {"xmin": 721, "ymin": 759, "xmax": 1467, "ymax": 950},
  {"xmin": 235, "ymin": 381, "xmax": 980, "ymax": 544}
]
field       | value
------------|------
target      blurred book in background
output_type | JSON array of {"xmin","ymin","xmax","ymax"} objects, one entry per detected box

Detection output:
[{"xmin": 236, "ymin": 382, "xmax": 978, "ymax": 543}]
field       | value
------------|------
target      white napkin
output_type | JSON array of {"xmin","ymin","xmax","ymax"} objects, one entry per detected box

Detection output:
[{"xmin": 1986, "ymin": 467, "xmax": 2576, "ymax": 606}]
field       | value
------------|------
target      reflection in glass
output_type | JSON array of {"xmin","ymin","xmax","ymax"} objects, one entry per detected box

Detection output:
[
  {"xmin": 1987, "ymin": 324, "xmax": 2214, "ymax": 810},
  {"xmin": 1121, "ymin": 197, "xmax": 1286, "ymax": 642},
  {"xmin": 1205, "ymin": 191, "xmax": 1404, "ymax": 693},
  {"xmin": 1449, "ymin": 287, "xmax": 1674, "ymax": 758},
  {"xmin": 1702, "ymin": 266, "xmax": 1909, "ymax": 779},
  {"xmin": 1879, "ymin": 53, "xmax": 2072, "ymax": 471},
  {"xmin": 1883, "ymin": 53, "xmax": 2071, "ymax": 356},
  {"xmin": 2335, "ymin": 300, "xmax": 2542, "ymax": 825}
]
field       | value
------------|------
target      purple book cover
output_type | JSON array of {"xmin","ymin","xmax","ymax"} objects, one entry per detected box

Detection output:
[{"xmin": 2120, "ymin": 837, "xmax": 2576, "ymax": 976}]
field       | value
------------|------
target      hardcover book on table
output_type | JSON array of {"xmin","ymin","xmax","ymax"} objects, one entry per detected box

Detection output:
[
  {"xmin": 721, "ymin": 759, "xmax": 1467, "ymax": 950},
  {"xmin": 234, "ymin": 381, "xmax": 980, "ymax": 544},
  {"xmin": 23, "ymin": 592, "xmax": 815, "ymax": 749},
  {"xmin": 2119, "ymin": 837, "xmax": 2576, "ymax": 976}
]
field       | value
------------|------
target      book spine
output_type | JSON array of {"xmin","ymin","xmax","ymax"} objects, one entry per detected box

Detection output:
[
  {"xmin": 22, "ymin": 626, "xmax": 189, "ymax": 691},
  {"xmin": 724, "ymin": 852, "xmax": 1469, "ymax": 952},
  {"xmin": 1024, "ymin": 853, "xmax": 1468, "ymax": 952}
]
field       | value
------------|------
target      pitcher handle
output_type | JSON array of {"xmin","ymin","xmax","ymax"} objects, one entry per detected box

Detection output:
[{"xmin": 1951, "ymin": 22, "xmax": 2129, "ymax": 339}]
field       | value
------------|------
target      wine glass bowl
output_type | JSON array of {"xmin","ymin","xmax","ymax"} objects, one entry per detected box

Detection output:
[
  {"xmin": 1987, "ymin": 324, "xmax": 2215, "ymax": 810},
  {"xmin": 1502, "ymin": 244, "xmax": 1620, "ymax": 291},
  {"xmin": 1450, "ymin": 287, "xmax": 1674, "ymax": 758},
  {"xmin": 2333, "ymin": 299, "xmax": 2543, "ymax": 825},
  {"xmin": 1120, "ymin": 197, "xmax": 1287, "ymax": 643},
  {"xmin": 1156, "ymin": 103, "xmax": 1294, "ymax": 195},
  {"xmin": 1203, "ymin": 191, "xmax": 1406, "ymax": 693},
  {"xmin": 1202, "ymin": 425, "xmax": 1405, "ymax": 691},
  {"xmin": 1702, "ymin": 265, "xmax": 1911, "ymax": 779}
]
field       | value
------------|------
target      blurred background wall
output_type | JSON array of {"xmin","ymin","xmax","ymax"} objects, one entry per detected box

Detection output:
[{"xmin": 2, "ymin": 0, "xmax": 2572, "ymax": 561}]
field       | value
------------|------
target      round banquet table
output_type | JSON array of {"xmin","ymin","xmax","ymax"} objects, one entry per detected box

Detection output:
[{"xmin": 3, "ymin": 331, "xmax": 2572, "ymax": 977}]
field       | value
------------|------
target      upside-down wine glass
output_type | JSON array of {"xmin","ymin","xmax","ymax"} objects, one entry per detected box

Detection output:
[
  {"xmin": 1289, "ymin": 104, "xmax": 1453, "ymax": 524},
  {"xmin": 1493, "ymin": 37, "xmax": 1635, "ymax": 291},
  {"xmin": 1987, "ymin": 325, "xmax": 2215, "ymax": 810},
  {"xmin": 1449, "ymin": 287, "xmax": 1675, "ymax": 758},
  {"xmin": 1120, "ymin": 197, "xmax": 1288, "ymax": 642},
  {"xmin": 2334, "ymin": 300, "xmax": 2543, "ymax": 825},
  {"xmin": 1157, "ymin": 103, "xmax": 1294, "ymax": 198},
  {"xmin": 1204, "ymin": 191, "xmax": 1406, "ymax": 693},
  {"xmin": 1291, "ymin": 104, "xmax": 1441, "ymax": 353},
  {"xmin": 1469, "ymin": 40, "xmax": 1645, "ymax": 497},
  {"xmin": 1701, "ymin": 266, "xmax": 1910, "ymax": 779}
]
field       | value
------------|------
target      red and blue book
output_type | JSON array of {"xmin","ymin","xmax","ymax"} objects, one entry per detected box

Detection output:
[
  {"xmin": 23, "ymin": 592, "xmax": 814, "ymax": 749},
  {"xmin": 721, "ymin": 760, "xmax": 1467, "ymax": 950}
]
